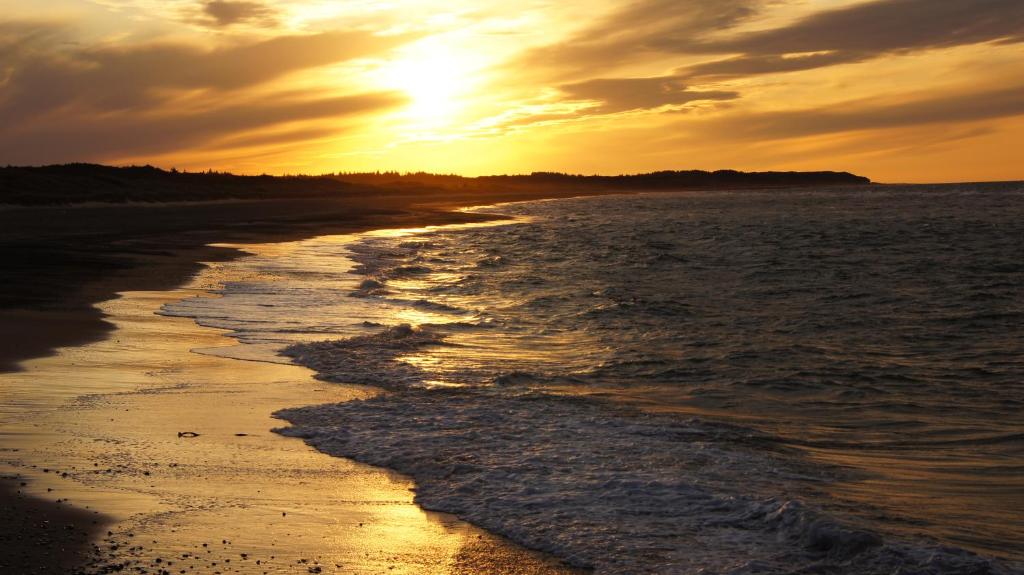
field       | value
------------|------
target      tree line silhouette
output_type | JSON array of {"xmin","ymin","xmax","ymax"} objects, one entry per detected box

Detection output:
[{"xmin": 0, "ymin": 164, "xmax": 871, "ymax": 206}]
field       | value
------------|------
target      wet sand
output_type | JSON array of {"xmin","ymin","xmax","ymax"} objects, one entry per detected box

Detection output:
[
  {"xmin": 0, "ymin": 190, "xmax": 620, "ymax": 574},
  {"xmin": 0, "ymin": 190, "xmax": 623, "ymax": 372},
  {"xmin": 0, "ymin": 198, "xmax": 499, "ymax": 371},
  {"xmin": 0, "ymin": 479, "xmax": 112, "ymax": 574},
  {"xmin": 0, "ymin": 286, "xmax": 580, "ymax": 574}
]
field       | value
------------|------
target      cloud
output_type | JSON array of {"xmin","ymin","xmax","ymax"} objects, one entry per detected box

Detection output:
[
  {"xmin": 520, "ymin": 0, "xmax": 760, "ymax": 77},
  {"xmin": 0, "ymin": 92, "xmax": 405, "ymax": 164},
  {"xmin": 459, "ymin": 75, "xmax": 738, "ymax": 139},
  {"xmin": 0, "ymin": 21, "xmax": 410, "ymax": 164},
  {"xmin": 559, "ymin": 75, "xmax": 738, "ymax": 113},
  {"xmin": 676, "ymin": 0, "xmax": 1024, "ymax": 79},
  {"xmin": 680, "ymin": 51, "xmax": 859, "ymax": 79},
  {"xmin": 1, "ymin": 26, "xmax": 407, "ymax": 124},
  {"xmin": 509, "ymin": 0, "xmax": 1024, "ymax": 138},
  {"xmin": 704, "ymin": 0, "xmax": 1024, "ymax": 56},
  {"xmin": 697, "ymin": 83, "xmax": 1024, "ymax": 141},
  {"xmin": 521, "ymin": 0, "xmax": 1024, "ymax": 85},
  {"xmin": 201, "ymin": 1, "xmax": 277, "ymax": 27}
]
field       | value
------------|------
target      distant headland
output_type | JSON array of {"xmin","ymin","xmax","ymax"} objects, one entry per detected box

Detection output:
[{"xmin": 0, "ymin": 164, "xmax": 871, "ymax": 206}]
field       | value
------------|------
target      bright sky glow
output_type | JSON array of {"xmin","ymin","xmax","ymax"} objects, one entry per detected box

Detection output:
[{"xmin": 1, "ymin": 0, "xmax": 1022, "ymax": 182}]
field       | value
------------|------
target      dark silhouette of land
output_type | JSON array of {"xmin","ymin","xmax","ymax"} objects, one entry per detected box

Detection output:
[
  {"xmin": 334, "ymin": 168, "xmax": 871, "ymax": 192},
  {"xmin": 1, "ymin": 164, "xmax": 378, "ymax": 206},
  {"xmin": 1, "ymin": 163, "xmax": 869, "ymax": 206}
]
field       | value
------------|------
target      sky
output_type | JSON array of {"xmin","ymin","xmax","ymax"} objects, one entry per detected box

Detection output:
[{"xmin": 1, "ymin": 0, "xmax": 1022, "ymax": 182}]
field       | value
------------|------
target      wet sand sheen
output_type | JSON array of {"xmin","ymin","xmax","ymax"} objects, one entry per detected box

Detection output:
[{"xmin": 0, "ymin": 289, "xmax": 580, "ymax": 573}]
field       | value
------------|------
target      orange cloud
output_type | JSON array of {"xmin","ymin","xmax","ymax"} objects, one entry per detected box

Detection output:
[{"xmin": 0, "ymin": 21, "xmax": 410, "ymax": 164}]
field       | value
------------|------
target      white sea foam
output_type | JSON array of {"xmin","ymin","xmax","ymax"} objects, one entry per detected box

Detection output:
[
  {"xmin": 281, "ymin": 324, "xmax": 448, "ymax": 388},
  {"xmin": 274, "ymin": 384, "xmax": 1018, "ymax": 574}
]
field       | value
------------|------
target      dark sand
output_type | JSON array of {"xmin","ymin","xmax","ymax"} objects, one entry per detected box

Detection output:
[
  {"xmin": 0, "ymin": 479, "xmax": 112, "ymax": 574},
  {"xmin": 0, "ymin": 190, "xmax": 600, "ymax": 574}
]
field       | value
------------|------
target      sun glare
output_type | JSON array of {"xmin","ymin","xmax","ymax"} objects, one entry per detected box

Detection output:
[{"xmin": 377, "ymin": 40, "xmax": 477, "ymax": 128}]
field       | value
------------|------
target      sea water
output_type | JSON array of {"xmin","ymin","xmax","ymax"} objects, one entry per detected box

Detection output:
[{"xmin": 164, "ymin": 184, "xmax": 1024, "ymax": 574}]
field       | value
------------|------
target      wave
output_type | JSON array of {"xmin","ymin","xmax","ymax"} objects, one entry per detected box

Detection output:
[
  {"xmin": 349, "ymin": 277, "xmax": 388, "ymax": 297},
  {"xmin": 384, "ymin": 264, "xmax": 433, "ymax": 278},
  {"xmin": 275, "ymin": 325, "xmax": 1021, "ymax": 573},
  {"xmin": 273, "ymin": 387, "xmax": 1019, "ymax": 574},
  {"xmin": 410, "ymin": 298, "xmax": 469, "ymax": 314},
  {"xmin": 281, "ymin": 324, "xmax": 445, "ymax": 388},
  {"xmin": 476, "ymin": 255, "xmax": 509, "ymax": 268},
  {"xmin": 492, "ymin": 371, "xmax": 540, "ymax": 386}
]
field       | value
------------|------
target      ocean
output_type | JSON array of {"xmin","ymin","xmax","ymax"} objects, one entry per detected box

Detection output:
[{"xmin": 163, "ymin": 184, "xmax": 1024, "ymax": 574}]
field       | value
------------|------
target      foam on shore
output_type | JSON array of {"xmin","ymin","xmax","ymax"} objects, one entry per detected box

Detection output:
[
  {"xmin": 274, "ymin": 383, "xmax": 1016, "ymax": 574},
  {"xmin": 275, "ymin": 327, "xmax": 1020, "ymax": 574}
]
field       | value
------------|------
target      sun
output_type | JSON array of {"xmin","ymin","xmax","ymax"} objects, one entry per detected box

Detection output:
[{"xmin": 377, "ymin": 38, "xmax": 478, "ymax": 128}]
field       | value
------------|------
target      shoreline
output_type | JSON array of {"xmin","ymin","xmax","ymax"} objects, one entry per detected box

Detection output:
[
  {"xmin": 0, "ymin": 182, "xmax": 884, "ymax": 372},
  {"xmin": 265, "ymin": 191, "xmax": 1024, "ymax": 573},
  {"xmin": 1, "ymin": 278, "xmax": 583, "ymax": 575},
  {"xmin": 0, "ymin": 200, "xmax": 502, "ymax": 372},
  {"xmin": 0, "ymin": 194, "xmax": 595, "ymax": 574}
]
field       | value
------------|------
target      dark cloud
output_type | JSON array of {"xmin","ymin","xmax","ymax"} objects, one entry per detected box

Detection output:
[
  {"xmin": 706, "ymin": 0, "xmax": 1024, "ymax": 56},
  {"xmin": 681, "ymin": 51, "xmax": 860, "ymax": 79},
  {"xmin": 0, "ymin": 92, "xmax": 404, "ymax": 164},
  {"xmin": 201, "ymin": 1, "xmax": 277, "ymax": 28},
  {"xmin": 699, "ymin": 84, "xmax": 1024, "ymax": 141},
  {"xmin": 0, "ymin": 22, "xmax": 409, "ymax": 164},
  {"xmin": 679, "ymin": 0, "xmax": 1024, "ymax": 79},
  {"xmin": 521, "ymin": 0, "xmax": 759, "ymax": 76},
  {"xmin": 524, "ymin": 0, "xmax": 1023, "ymax": 88},
  {"xmin": 560, "ymin": 76, "xmax": 737, "ymax": 113},
  {"xmin": 1, "ymin": 27, "xmax": 406, "ymax": 125}
]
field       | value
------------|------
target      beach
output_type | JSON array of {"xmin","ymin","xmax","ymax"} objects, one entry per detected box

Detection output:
[
  {"xmin": 0, "ymin": 267, "xmax": 580, "ymax": 575},
  {"xmin": 0, "ymin": 192, "xmax": 600, "ymax": 574},
  {"xmin": 2, "ymin": 184, "xmax": 1022, "ymax": 574}
]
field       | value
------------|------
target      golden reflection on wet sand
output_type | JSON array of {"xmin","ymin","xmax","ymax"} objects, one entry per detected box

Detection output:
[{"xmin": 0, "ymin": 287, "xmax": 577, "ymax": 573}]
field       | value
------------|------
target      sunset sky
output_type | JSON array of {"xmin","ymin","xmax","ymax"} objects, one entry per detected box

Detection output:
[{"xmin": 2, "ymin": 0, "xmax": 1022, "ymax": 182}]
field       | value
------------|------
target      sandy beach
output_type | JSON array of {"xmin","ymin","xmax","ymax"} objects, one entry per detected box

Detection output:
[
  {"xmin": 0, "ymin": 281, "xmax": 580, "ymax": 574},
  {"xmin": 0, "ymin": 193, "xmax": 605, "ymax": 574},
  {"xmin": 3, "ymin": 184, "xmax": 1022, "ymax": 574}
]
